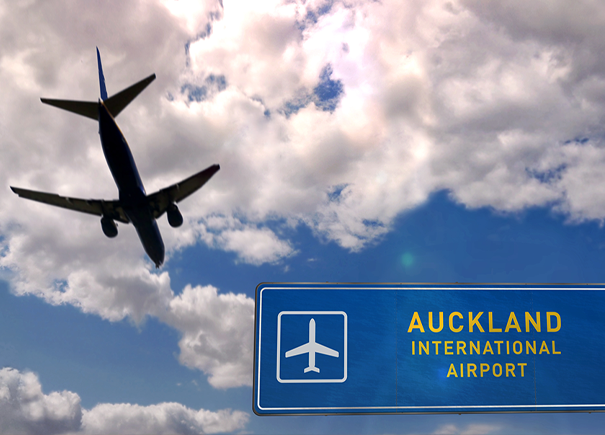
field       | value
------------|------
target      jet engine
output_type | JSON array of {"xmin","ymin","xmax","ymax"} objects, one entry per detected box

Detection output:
[
  {"xmin": 167, "ymin": 203, "xmax": 183, "ymax": 228},
  {"xmin": 101, "ymin": 216, "xmax": 118, "ymax": 238}
]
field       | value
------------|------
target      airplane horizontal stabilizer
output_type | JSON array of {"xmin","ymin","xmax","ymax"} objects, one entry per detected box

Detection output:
[
  {"xmin": 40, "ymin": 98, "xmax": 98, "ymax": 120},
  {"xmin": 147, "ymin": 164, "xmax": 220, "ymax": 219},
  {"xmin": 10, "ymin": 186, "xmax": 129, "ymax": 223},
  {"xmin": 40, "ymin": 75, "xmax": 155, "ymax": 120},
  {"xmin": 104, "ymin": 74, "xmax": 156, "ymax": 117}
]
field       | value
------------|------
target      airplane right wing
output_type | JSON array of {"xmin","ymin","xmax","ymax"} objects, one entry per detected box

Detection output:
[
  {"xmin": 314, "ymin": 343, "xmax": 339, "ymax": 357},
  {"xmin": 10, "ymin": 187, "xmax": 129, "ymax": 223},
  {"xmin": 147, "ymin": 164, "xmax": 220, "ymax": 219}
]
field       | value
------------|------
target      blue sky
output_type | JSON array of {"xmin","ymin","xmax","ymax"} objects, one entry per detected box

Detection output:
[
  {"xmin": 3, "ymin": 193, "xmax": 605, "ymax": 433},
  {"xmin": 2, "ymin": 0, "xmax": 605, "ymax": 433}
]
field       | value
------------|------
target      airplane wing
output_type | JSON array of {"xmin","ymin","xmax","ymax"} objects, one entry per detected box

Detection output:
[
  {"xmin": 314, "ymin": 343, "xmax": 339, "ymax": 357},
  {"xmin": 147, "ymin": 164, "xmax": 220, "ymax": 219},
  {"xmin": 10, "ymin": 187, "xmax": 129, "ymax": 223},
  {"xmin": 285, "ymin": 343, "xmax": 311, "ymax": 358}
]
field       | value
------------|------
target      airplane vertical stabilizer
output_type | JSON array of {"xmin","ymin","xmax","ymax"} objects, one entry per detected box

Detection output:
[{"xmin": 97, "ymin": 47, "xmax": 108, "ymax": 101}]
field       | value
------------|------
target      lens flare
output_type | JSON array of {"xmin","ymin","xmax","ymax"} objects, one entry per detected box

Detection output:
[{"xmin": 401, "ymin": 252, "xmax": 414, "ymax": 268}]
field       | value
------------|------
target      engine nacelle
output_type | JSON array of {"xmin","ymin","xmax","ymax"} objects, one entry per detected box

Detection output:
[
  {"xmin": 101, "ymin": 216, "xmax": 118, "ymax": 238},
  {"xmin": 167, "ymin": 203, "xmax": 183, "ymax": 228}
]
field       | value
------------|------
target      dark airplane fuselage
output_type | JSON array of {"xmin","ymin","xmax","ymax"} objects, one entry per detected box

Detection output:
[{"xmin": 98, "ymin": 101, "xmax": 165, "ymax": 267}]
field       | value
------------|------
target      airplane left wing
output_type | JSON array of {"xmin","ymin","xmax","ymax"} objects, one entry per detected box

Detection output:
[
  {"xmin": 10, "ymin": 187, "xmax": 129, "ymax": 223},
  {"xmin": 147, "ymin": 164, "xmax": 220, "ymax": 219},
  {"xmin": 285, "ymin": 343, "xmax": 311, "ymax": 358}
]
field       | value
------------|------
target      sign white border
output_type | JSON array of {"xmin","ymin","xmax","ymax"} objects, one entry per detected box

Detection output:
[
  {"xmin": 255, "ymin": 285, "xmax": 605, "ymax": 413},
  {"xmin": 276, "ymin": 311, "xmax": 348, "ymax": 383}
]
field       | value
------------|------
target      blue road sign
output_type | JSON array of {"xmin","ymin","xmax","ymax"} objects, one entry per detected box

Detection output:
[{"xmin": 254, "ymin": 283, "xmax": 605, "ymax": 415}]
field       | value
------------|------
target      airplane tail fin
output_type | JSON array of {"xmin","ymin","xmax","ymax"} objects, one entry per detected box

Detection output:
[
  {"xmin": 40, "ymin": 48, "xmax": 156, "ymax": 120},
  {"xmin": 97, "ymin": 47, "xmax": 108, "ymax": 101}
]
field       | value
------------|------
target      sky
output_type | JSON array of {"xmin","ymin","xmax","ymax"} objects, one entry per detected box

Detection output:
[{"xmin": 1, "ymin": 0, "xmax": 605, "ymax": 433}]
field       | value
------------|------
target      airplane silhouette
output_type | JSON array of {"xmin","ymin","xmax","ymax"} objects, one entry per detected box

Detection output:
[
  {"xmin": 285, "ymin": 318, "xmax": 339, "ymax": 373},
  {"xmin": 10, "ymin": 48, "xmax": 219, "ymax": 268}
]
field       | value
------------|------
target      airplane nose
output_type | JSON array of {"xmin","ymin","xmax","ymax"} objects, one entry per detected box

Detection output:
[
  {"xmin": 155, "ymin": 252, "xmax": 164, "ymax": 268},
  {"xmin": 135, "ymin": 220, "xmax": 165, "ymax": 268},
  {"xmin": 150, "ymin": 242, "xmax": 165, "ymax": 268}
]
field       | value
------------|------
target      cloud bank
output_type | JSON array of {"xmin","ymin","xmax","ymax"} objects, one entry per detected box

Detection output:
[{"xmin": 0, "ymin": 368, "xmax": 248, "ymax": 434}]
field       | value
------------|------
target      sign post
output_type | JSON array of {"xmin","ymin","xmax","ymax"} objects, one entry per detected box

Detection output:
[{"xmin": 254, "ymin": 283, "xmax": 605, "ymax": 415}]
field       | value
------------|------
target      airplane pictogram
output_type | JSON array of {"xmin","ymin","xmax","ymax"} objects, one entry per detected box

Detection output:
[{"xmin": 285, "ymin": 318, "xmax": 339, "ymax": 373}]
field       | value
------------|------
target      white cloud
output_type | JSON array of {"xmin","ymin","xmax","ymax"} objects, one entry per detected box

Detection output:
[
  {"xmin": 177, "ymin": 0, "xmax": 587, "ymax": 250},
  {"xmin": 0, "ymin": 368, "xmax": 81, "ymax": 435},
  {"xmin": 214, "ymin": 225, "xmax": 295, "ymax": 264},
  {"xmin": 160, "ymin": 284, "xmax": 254, "ymax": 389},
  {"xmin": 432, "ymin": 424, "xmax": 503, "ymax": 435},
  {"xmin": 197, "ymin": 215, "xmax": 297, "ymax": 265},
  {"xmin": 0, "ymin": 212, "xmax": 174, "ymax": 323},
  {"xmin": 0, "ymin": 194, "xmax": 255, "ymax": 388},
  {"xmin": 4, "ymin": 0, "xmax": 605, "ymax": 258},
  {"xmin": 1, "ymin": 242, "xmax": 255, "ymax": 388},
  {"xmin": 82, "ymin": 403, "xmax": 248, "ymax": 435},
  {"xmin": 552, "ymin": 143, "xmax": 605, "ymax": 223},
  {"xmin": 0, "ymin": 213, "xmax": 254, "ymax": 388},
  {"xmin": 0, "ymin": 368, "xmax": 249, "ymax": 435}
]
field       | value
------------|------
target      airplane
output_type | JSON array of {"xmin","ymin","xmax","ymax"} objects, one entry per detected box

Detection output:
[
  {"xmin": 10, "ymin": 48, "xmax": 219, "ymax": 268},
  {"xmin": 285, "ymin": 318, "xmax": 339, "ymax": 373}
]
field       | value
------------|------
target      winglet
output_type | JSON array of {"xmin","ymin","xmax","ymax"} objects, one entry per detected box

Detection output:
[{"xmin": 96, "ymin": 47, "xmax": 108, "ymax": 101}]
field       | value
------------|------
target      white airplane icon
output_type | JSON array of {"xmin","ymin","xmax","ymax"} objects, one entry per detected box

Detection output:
[{"xmin": 285, "ymin": 318, "xmax": 339, "ymax": 373}]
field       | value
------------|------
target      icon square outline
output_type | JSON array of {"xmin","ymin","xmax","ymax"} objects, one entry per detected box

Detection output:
[{"xmin": 276, "ymin": 311, "xmax": 348, "ymax": 383}]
